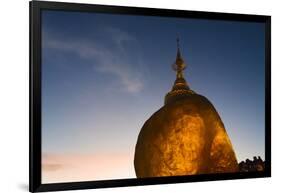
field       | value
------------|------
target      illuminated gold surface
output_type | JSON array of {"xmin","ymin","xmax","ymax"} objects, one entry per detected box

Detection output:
[
  {"xmin": 134, "ymin": 39, "xmax": 238, "ymax": 178},
  {"xmin": 134, "ymin": 95, "xmax": 238, "ymax": 177}
]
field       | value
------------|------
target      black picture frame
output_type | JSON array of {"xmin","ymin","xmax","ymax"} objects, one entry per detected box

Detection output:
[{"xmin": 29, "ymin": 1, "xmax": 271, "ymax": 192}]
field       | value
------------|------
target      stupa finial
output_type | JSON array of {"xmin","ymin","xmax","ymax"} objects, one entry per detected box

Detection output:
[
  {"xmin": 173, "ymin": 37, "xmax": 186, "ymax": 79},
  {"xmin": 176, "ymin": 36, "xmax": 180, "ymax": 51},
  {"xmin": 164, "ymin": 37, "xmax": 193, "ymax": 104}
]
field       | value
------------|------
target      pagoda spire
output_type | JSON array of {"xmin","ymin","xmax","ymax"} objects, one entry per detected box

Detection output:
[
  {"xmin": 173, "ymin": 37, "xmax": 186, "ymax": 79},
  {"xmin": 164, "ymin": 37, "xmax": 194, "ymax": 105},
  {"xmin": 171, "ymin": 37, "xmax": 189, "ymax": 90}
]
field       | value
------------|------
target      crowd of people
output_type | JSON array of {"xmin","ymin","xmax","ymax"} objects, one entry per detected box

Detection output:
[{"xmin": 239, "ymin": 156, "xmax": 265, "ymax": 172}]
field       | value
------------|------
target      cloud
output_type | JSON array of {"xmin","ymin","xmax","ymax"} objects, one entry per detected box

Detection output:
[{"xmin": 43, "ymin": 27, "xmax": 145, "ymax": 94}]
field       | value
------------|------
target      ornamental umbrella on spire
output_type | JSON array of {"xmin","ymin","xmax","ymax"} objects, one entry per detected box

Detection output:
[{"xmin": 134, "ymin": 38, "xmax": 238, "ymax": 177}]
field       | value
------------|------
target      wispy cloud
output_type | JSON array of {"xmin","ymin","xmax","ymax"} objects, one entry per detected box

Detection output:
[{"xmin": 43, "ymin": 27, "xmax": 145, "ymax": 94}]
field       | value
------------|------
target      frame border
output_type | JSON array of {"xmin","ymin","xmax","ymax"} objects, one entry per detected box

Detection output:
[{"xmin": 29, "ymin": 1, "xmax": 271, "ymax": 192}]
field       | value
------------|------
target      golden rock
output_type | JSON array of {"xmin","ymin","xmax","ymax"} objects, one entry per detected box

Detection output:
[{"xmin": 134, "ymin": 38, "xmax": 238, "ymax": 178}]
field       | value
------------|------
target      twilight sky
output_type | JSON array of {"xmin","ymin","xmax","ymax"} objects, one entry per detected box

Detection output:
[{"xmin": 41, "ymin": 10, "xmax": 265, "ymax": 183}]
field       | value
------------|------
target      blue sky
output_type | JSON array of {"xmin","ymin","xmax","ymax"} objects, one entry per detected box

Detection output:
[{"xmin": 41, "ymin": 10, "xmax": 265, "ymax": 181}]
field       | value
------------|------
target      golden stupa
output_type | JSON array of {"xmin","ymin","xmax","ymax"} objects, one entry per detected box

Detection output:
[{"xmin": 134, "ymin": 38, "xmax": 238, "ymax": 178}]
